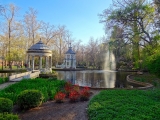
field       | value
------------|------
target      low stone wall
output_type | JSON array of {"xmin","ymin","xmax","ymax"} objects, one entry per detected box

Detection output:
[
  {"xmin": 9, "ymin": 71, "xmax": 40, "ymax": 81},
  {"xmin": 126, "ymin": 75, "xmax": 154, "ymax": 90},
  {"xmin": 9, "ymin": 71, "xmax": 31, "ymax": 81},
  {"xmin": 29, "ymin": 71, "xmax": 40, "ymax": 79}
]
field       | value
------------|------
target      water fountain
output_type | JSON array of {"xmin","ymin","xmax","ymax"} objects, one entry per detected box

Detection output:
[
  {"xmin": 104, "ymin": 50, "xmax": 116, "ymax": 71},
  {"xmin": 103, "ymin": 49, "xmax": 117, "ymax": 88}
]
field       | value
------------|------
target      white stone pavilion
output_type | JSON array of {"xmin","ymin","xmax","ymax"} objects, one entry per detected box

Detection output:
[
  {"xmin": 27, "ymin": 39, "xmax": 52, "ymax": 73},
  {"xmin": 60, "ymin": 45, "xmax": 76, "ymax": 69}
]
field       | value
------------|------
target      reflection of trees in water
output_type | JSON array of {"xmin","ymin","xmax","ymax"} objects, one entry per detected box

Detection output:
[
  {"xmin": 57, "ymin": 71, "xmax": 76, "ymax": 84},
  {"xmin": 57, "ymin": 71, "xmax": 129, "ymax": 88},
  {"xmin": 84, "ymin": 73, "xmax": 90, "ymax": 86},
  {"xmin": 93, "ymin": 73, "xmax": 103, "ymax": 88},
  {"xmin": 83, "ymin": 72, "xmax": 103, "ymax": 88},
  {"xmin": 0, "ymin": 73, "xmax": 10, "ymax": 78},
  {"xmin": 103, "ymin": 72, "xmax": 116, "ymax": 88},
  {"xmin": 90, "ymin": 73, "xmax": 94, "ymax": 87},
  {"xmin": 115, "ymin": 72, "xmax": 128, "ymax": 88}
]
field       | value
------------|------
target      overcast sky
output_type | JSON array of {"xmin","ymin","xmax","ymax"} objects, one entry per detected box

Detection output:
[{"xmin": 0, "ymin": 0, "xmax": 113, "ymax": 44}]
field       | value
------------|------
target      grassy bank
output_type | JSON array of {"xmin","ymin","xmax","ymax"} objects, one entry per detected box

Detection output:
[
  {"xmin": 0, "ymin": 78, "xmax": 65, "ymax": 104},
  {"xmin": 132, "ymin": 73, "xmax": 160, "ymax": 88},
  {"xmin": 88, "ymin": 90, "xmax": 160, "ymax": 120},
  {"xmin": 0, "ymin": 77, "xmax": 8, "ymax": 84}
]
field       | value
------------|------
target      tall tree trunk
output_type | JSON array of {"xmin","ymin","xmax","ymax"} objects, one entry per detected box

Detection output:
[
  {"xmin": 8, "ymin": 21, "xmax": 12, "ymax": 70},
  {"xmin": 132, "ymin": 11, "xmax": 140, "ymax": 69}
]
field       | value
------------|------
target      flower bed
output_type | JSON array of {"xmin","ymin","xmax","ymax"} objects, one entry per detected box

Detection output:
[
  {"xmin": 54, "ymin": 92, "xmax": 66, "ymax": 103},
  {"xmin": 55, "ymin": 81, "xmax": 91, "ymax": 103}
]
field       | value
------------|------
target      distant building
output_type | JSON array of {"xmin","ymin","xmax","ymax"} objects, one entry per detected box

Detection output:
[{"xmin": 58, "ymin": 45, "xmax": 76, "ymax": 69}]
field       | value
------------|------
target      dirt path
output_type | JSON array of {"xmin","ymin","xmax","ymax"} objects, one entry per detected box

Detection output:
[
  {"xmin": 0, "ymin": 82, "xmax": 17, "ymax": 90},
  {"xmin": 14, "ymin": 90, "xmax": 100, "ymax": 120}
]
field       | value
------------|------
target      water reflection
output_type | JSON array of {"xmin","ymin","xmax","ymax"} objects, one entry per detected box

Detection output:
[
  {"xmin": 0, "ymin": 73, "xmax": 19, "ymax": 78},
  {"xmin": 57, "ymin": 70, "xmax": 129, "ymax": 88}
]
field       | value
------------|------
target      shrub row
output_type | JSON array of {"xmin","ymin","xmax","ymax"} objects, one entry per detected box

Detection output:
[
  {"xmin": 0, "ymin": 90, "xmax": 44, "ymax": 113},
  {"xmin": 0, "ymin": 98, "xmax": 19, "ymax": 120},
  {"xmin": 0, "ymin": 98, "xmax": 13, "ymax": 113},
  {"xmin": 0, "ymin": 78, "xmax": 65, "ymax": 104}
]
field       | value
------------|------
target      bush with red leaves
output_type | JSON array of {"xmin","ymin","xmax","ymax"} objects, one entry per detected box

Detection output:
[
  {"xmin": 54, "ymin": 92, "xmax": 66, "ymax": 103},
  {"xmin": 69, "ymin": 90, "xmax": 80, "ymax": 102},
  {"xmin": 80, "ymin": 86, "xmax": 90, "ymax": 101}
]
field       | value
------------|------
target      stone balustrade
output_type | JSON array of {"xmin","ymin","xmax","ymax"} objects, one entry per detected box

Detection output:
[
  {"xmin": 29, "ymin": 71, "xmax": 40, "ymax": 79},
  {"xmin": 9, "ymin": 71, "xmax": 40, "ymax": 81}
]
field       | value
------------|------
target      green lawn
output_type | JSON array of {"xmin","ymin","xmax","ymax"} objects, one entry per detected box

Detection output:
[
  {"xmin": 0, "ymin": 65, "xmax": 26, "ymax": 70},
  {"xmin": 88, "ymin": 90, "xmax": 160, "ymax": 120}
]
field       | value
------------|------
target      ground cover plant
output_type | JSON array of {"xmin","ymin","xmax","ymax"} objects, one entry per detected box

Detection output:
[
  {"xmin": 0, "ymin": 78, "xmax": 65, "ymax": 104},
  {"xmin": 0, "ymin": 113, "xmax": 19, "ymax": 120},
  {"xmin": 88, "ymin": 90, "xmax": 160, "ymax": 120}
]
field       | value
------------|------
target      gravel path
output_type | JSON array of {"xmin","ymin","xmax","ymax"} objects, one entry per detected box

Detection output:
[
  {"xmin": 14, "ymin": 90, "xmax": 100, "ymax": 120},
  {"xmin": 0, "ymin": 82, "xmax": 17, "ymax": 90},
  {"xmin": 0, "ymin": 77, "xmax": 23, "ymax": 90}
]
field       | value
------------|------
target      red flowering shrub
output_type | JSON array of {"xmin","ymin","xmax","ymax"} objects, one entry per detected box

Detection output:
[
  {"xmin": 69, "ymin": 90, "xmax": 80, "ymax": 102},
  {"xmin": 64, "ymin": 81, "xmax": 73, "ymax": 95},
  {"xmin": 62, "ymin": 81, "xmax": 90, "ymax": 102},
  {"xmin": 83, "ymin": 86, "xmax": 90, "ymax": 91},
  {"xmin": 80, "ymin": 86, "xmax": 90, "ymax": 101},
  {"xmin": 73, "ymin": 84, "xmax": 80, "ymax": 92},
  {"xmin": 54, "ymin": 92, "xmax": 66, "ymax": 103}
]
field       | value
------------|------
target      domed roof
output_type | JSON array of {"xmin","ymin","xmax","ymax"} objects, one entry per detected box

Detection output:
[
  {"xmin": 65, "ymin": 47, "xmax": 76, "ymax": 54},
  {"xmin": 29, "ymin": 40, "xmax": 50, "ymax": 50}
]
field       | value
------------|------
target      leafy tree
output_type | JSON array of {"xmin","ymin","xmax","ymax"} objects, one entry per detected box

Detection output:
[
  {"xmin": 53, "ymin": 26, "xmax": 70, "ymax": 63},
  {"xmin": 40, "ymin": 22, "xmax": 57, "ymax": 46},
  {"xmin": 23, "ymin": 7, "xmax": 41, "ymax": 48},
  {"xmin": 0, "ymin": 4, "xmax": 20, "ymax": 69},
  {"xmin": 144, "ymin": 45, "xmax": 160, "ymax": 76},
  {"xmin": 99, "ymin": 0, "xmax": 155, "ymax": 70}
]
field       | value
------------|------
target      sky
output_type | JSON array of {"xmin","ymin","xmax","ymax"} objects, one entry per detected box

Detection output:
[{"xmin": 0, "ymin": 0, "xmax": 113, "ymax": 44}]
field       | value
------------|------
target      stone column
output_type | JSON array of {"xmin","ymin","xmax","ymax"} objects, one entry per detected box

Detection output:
[
  {"xmin": 28, "ymin": 55, "xmax": 30, "ymax": 68},
  {"xmin": 50, "ymin": 56, "xmax": 52, "ymax": 68},
  {"xmin": 32, "ymin": 56, "xmax": 35, "ymax": 70},
  {"xmin": 49, "ymin": 56, "xmax": 52, "ymax": 73},
  {"xmin": 48, "ymin": 56, "xmax": 50, "ymax": 68},
  {"xmin": 45, "ymin": 56, "xmax": 48, "ymax": 68},
  {"xmin": 39, "ymin": 56, "xmax": 42, "ymax": 69}
]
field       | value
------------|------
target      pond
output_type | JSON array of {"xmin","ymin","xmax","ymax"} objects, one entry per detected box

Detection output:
[
  {"xmin": 56, "ymin": 70, "xmax": 134, "ymax": 88},
  {"xmin": 0, "ymin": 73, "xmax": 15, "ymax": 78},
  {"xmin": 0, "ymin": 72, "xmax": 22, "ymax": 78}
]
